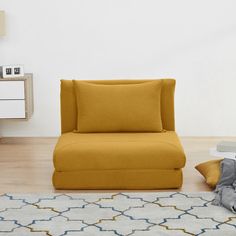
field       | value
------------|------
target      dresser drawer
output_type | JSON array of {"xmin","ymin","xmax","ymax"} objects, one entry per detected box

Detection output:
[
  {"xmin": 0, "ymin": 100, "xmax": 25, "ymax": 118},
  {"xmin": 0, "ymin": 81, "xmax": 25, "ymax": 99}
]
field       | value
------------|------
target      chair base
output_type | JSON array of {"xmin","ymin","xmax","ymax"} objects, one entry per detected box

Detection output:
[{"xmin": 53, "ymin": 169, "xmax": 183, "ymax": 190}]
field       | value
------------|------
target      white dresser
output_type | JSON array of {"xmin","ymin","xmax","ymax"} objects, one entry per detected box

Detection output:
[{"xmin": 0, "ymin": 73, "xmax": 33, "ymax": 119}]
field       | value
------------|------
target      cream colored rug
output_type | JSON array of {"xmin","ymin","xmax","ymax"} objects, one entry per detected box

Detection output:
[{"xmin": 0, "ymin": 192, "xmax": 235, "ymax": 235}]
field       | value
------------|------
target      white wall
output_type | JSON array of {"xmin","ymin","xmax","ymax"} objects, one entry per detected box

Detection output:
[{"xmin": 1, "ymin": 0, "xmax": 236, "ymax": 137}]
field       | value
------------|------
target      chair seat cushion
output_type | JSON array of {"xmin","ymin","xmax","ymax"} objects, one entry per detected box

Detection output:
[{"xmin": 53, "ymin": 131, "xmax": 186, "ymax": 172}]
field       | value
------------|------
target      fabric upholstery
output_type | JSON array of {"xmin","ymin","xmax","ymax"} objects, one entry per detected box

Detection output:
[
  {"xmin": 53, "ymin": 169, "xmax": 183, "ymax": 190},
  {"xmin": 54, "ymin": 78, "xmax": 185, "ymax": 190},
  {"xmin": 60, "ymin": 79, "xmax": 175, "ymax": 134},
  {"xmin": 195, "ymin": 159, "xmax": 222, "ymax": 188},
  {"xmin": 73, "ymin": 80, "xmax": 163, "ymax": 132},
  {"xmin": 53, "ymin": 131, "xmax": 186, "ymax": 172}
]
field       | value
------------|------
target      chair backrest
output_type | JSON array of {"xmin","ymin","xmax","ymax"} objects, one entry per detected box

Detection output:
[{"xmin": 60, "ymin": 79, "xmax": 176, "ymax": 134}]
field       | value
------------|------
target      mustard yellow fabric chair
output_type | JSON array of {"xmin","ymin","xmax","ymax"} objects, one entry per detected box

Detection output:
[{"xmin": 53, "ymin": 79, "xmax": 186, "ymax": 189}]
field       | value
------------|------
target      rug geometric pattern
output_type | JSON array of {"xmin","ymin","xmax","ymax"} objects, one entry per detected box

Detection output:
[{"xmin": 0, "ymin": 192, "xmax": 235, "ymax": 235}]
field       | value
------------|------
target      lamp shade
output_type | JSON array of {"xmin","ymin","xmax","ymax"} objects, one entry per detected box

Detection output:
[{"xmin": 0, "ymin": 11, "xmax": 5, "ymax": 36}]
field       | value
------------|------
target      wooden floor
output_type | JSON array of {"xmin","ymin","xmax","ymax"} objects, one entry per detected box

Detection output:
[{"xmin": 0, "ymin": 137, "xmax": 235, "ymax": 193}]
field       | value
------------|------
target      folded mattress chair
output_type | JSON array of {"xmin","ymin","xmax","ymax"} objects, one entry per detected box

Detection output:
[{"xmin": 53, "ymin": 79, "xmax": 186, "ymax": 189}]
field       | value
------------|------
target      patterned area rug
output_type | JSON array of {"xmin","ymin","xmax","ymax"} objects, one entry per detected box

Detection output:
[{"xmin": 0, "ymin": 192, "xmax": 236, "ymax": 236}]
